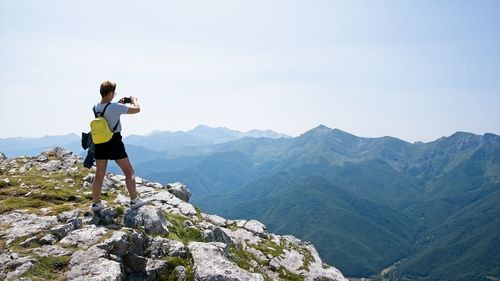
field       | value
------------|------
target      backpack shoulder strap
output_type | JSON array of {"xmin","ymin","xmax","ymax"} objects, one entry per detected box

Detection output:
[
  {"xmin": 101, "ymin": 103, "xmax": 112, "ymax": 117},
  {"xmin": 93, "ymin": 103, "xmax": 112, "ymax": 117},
  {"xmin": 112, "ymin": 120, "xmax": 120, "ymax": 132}
]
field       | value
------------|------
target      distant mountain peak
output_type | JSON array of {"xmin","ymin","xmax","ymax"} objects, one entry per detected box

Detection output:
[{"xmin": 304, "ymin": 125, "xmax": 332, "ymax": 135}]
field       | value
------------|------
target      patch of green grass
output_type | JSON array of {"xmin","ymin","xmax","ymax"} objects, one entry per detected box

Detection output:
[
  {"xmin": 278, "ymin": 266, "xmax": 304, "ymax": 281},
  {"xmin": 23, "ymin": 255, "xmax": 70, "ymax": 280},
  {"xmin": 49, "ymin": 203, "xmax": 73, "ymax": 215},
  {"xmin": 164, "ymin": 255, "xmax": 195, "ymax": 281},
  {"xmin": 229, "ymin": 246, "xmax": 255, "ymax": 271},
  {"xmin": 164, "ymin": 212, "xmax": 204, "ymax": 244},
  {"xmin": 0, "ymin": 180, "xmax": 9, "ymax": 188},
  {"xmin": 297, "ymin": 247, "xmax": 315, "ymax": 272},
  {"xmin": 250, "ymin": 238, "xmax": 285, "ymax": 258},
  {"xmin": 227, "ymin": 222, "xmax": 239, "ymax": 231},
  {"xmin": 194, "ymin": 206, "xmax": 203, "ymax": 220},
  {"xmin": 115, "ymin": 205, "xmax": 125, "ymax": 217},
  {"xmin": 0, "ymin": 197, "xmax": 50, "ymax": 214},
  {"xmin": 0, "ymin": 166, "xmax": 101, "ymax": 216}
]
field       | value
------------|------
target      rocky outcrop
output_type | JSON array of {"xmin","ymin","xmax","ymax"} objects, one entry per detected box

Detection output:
[
  {"xmin": 188, "ymin": 242, "xmax": 265, "ymax": 281},
  {"xmin": 165, "ymin": 182, "xmax": 192, "ymax": 202},
  {"xmin": 0, "ymin": 148, "xmax": 348, "ymax": 281},
  {"xmin": 0, "ymin": 211, "xmax": 58, "ymax": 246},
  {"xmin": 67, "ymin": 246, "xmax": 124, "ymax": 281},
  {"xmin": 123, "ymin": 205, "xmax": 169, "ymax": 236}
]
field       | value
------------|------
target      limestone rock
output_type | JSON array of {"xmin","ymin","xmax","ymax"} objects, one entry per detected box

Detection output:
[
  {"xmin": 123, "ymin": 205, "xmax": 169, "ymax": 236},
  {"xmin": 203, "ymin": 227, "xmax": 234, "ymax": 246},
  {"xmin": 165, "ymin": 182, "xmax": 192, "ymax": 202},
  {"xmin": 243, "ymin": 220, "xmax": 267, "ymax": 237},
  {"xmin": 59, "ymin": 224, "xmax": 109, "ymax": 248},
  {"xmin": 188, "ymin": 242, "xmax": 265, "ymax": 281},
  {"xmin": 67, "ymin": 246, "xmax": 124, "ymax": 281},
  {"xmin": 32, "ymin": 245, "xmax": 73, "ymax": 257},
  {"xmin": 95, "ymin": 230, "xmax": 131, "ymax": 258},
  {"xmin": 124, "ymin": 254, "xmax": 171, "ymax": 280},
  {"xmin": 202, "ymin": 213, "xmax": 227, "ymax": 226},
  {"xmin": 0, "ymin": 252, "xmax": 38, "ymax": 281},
  {"xmin": 0, "ymin": 211, "xmax": 58, "ymax": 245},
  {"xmin": 222, "ymin": 227, "xmax": 263, "ymax": 246},
  {"xmin": 39, "ymin": 234, "xmax": 58, "ymax": 245},
  {"xmin": 51, "ymin": 217, "xmax": 83, "ymax": 239},
  {"xmin": 97, "ymin": 207, "xmax": 120, "ymax": 225},
  {"xmin": 147, "ymin": 236, "xmax": 187, "ymax": 259},
  {"xmin": 174, "ymin": 265, "xmax": 186, "ymax": 281},
  {"xmin": 57, "ymin": 210, "xmax": 80, "ymax": 223}
]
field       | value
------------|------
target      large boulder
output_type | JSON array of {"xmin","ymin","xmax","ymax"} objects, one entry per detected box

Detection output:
[
  {"xmin": 123, "ymin": 254, "xmax": 171, "ymax": 281},
  {"xmin": 147, "ymin": 237, "xmax": 187, "ymax": 259},
  {"xmin": 269, "ymin": 235, "xmax": 348, "ymax": 281},
  {"xmin": 95, "ymin": 231, "xmax": 131, "ymax": 258},
  {"xmin": 165, "ymin": 182, "xmax": 192, "ymax": 202},
  {"xmin": 203, "ymin": 227, "xmax": 234, "ymax": 246},
  {"xmin": 67, "ymin": 246, "xmax": 124, "ymax": 281},
  {"xmin": 243, "ymin": 220, "xmax": 267, "ymax": 238},
  {"xmin": 123, "ymin": 206, "xmax": 169, "ymax": 236},
  {"xmin": 188, "ymin": 242, "xmax": 265, "ymax": 281}
]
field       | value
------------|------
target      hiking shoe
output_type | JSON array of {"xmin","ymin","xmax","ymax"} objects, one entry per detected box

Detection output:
[
  {"xmin": 91, "ymin": 201, "xmax": 106, "ymax": 212},
  {"xmin": 130, "ymin": 197, "xmax": 148, "ymax": 209}
]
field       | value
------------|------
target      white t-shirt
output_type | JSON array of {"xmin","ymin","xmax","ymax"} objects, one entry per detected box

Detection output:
[{"xmin": 94, "ymin": 102, "xmax": 129, "ymax": 133}]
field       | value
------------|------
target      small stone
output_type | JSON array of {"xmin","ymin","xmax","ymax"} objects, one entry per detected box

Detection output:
[
  {"xmin": 36, "ymin": 155, "xmax": 48, "ymax": 162},
  {"xmin": 39, "ymin": 234, "xmax": 57, "ymax": 245},
  {"xmin": 183, "ymin": 220, "xmax": 195, "ymax": 228},
  {"xmin": 83, "ymin": 173, "xmax": 94, "ymax": 183},
  {"xmin": 174, "ymin": 266, "xmax": 186, "ymax": 281},
  {"xmin": 19, "ymin": 236, "xmax": 39, "ymax": 247}
]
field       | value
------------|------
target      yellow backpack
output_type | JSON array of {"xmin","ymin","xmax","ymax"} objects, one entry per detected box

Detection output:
[{"xmin": 90, "ymin": 103, "xmax": 119, "ymax": 144}]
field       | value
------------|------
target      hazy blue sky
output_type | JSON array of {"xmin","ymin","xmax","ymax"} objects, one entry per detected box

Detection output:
[{"xmin": 1, "ymin": 0, "xmax": 499, "ymax": 142}]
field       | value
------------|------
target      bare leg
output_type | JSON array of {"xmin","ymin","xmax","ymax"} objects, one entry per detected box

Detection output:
[
  {"xmin": 92, "ymin": 159, "xmax": 108, "ymax": 204},
  {"xmin": 115, "ymin": 157, "xmax": 138, "ymax": 200}
]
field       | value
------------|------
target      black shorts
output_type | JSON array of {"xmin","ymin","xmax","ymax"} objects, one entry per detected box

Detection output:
[{"xmin": 94, "ymin": 132, "xmax": 128, "ymax": 160}]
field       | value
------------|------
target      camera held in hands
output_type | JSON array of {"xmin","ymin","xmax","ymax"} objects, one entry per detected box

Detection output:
[{"xmin": 122, "ymin": 97, "xmax": 132, "ymax": 104}]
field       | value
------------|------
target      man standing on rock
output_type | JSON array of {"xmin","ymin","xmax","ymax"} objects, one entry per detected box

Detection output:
[{"xmin": 91, "ymin": 81, "xmax": 147, "ymax": 212}]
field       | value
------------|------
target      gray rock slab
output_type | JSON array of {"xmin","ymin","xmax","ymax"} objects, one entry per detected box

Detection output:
[
  {"xmin": 31, "ymin": 245, "xmax": 73, "ymax": 257},
  {"xmin": 58, "ymin": 224, "xmax": 109, "ymax": 248},
  {"xmin": 123, "ymin": 205, "xmax": 169, "ymax": 236},
  {"xmin": 67, "ymin": 246, "xmax": 123, "ymax": 281},
  {"xmin": 188, "ymin": 242, "xmax": 264, "ymax": 281},
  {"xmin": 0, "ymin": 211, "xmax": 58, "ymax": 245}
]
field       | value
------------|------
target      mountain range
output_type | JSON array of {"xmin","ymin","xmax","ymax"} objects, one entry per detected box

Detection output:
[{"xmin": 1, "ymin": 125, "xmax": 499, "ymax": 280}]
